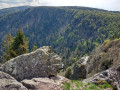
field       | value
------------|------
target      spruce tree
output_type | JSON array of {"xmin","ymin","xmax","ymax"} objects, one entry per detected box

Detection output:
[
  {"xmin": 1, "ymin": 33, "xmax": 13, "ymax": 62},
  {"xmin": 31, "ymin": 42, "xmax": 37, "ymax": 51},
  {"xmin": 11, "ymin": 27, "xmax": 29, "ymax": 57},
  {"xmin": 1, "ymin": 27, "xmax": 29, "ymax": 63}
]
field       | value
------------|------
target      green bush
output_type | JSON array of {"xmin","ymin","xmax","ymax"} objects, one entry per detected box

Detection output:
[
  {"xmin": 98, "ymin": 80, "xmax": 113, "ymax": 89},
  {"xmin": 65, "ymin": 68, "xmax": 72, "ymax": 79}
]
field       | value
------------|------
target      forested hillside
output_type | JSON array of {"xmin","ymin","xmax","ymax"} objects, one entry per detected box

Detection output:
[{"xmin": 0, "ymin": 6, "xmax": 120, "ymax": 67}]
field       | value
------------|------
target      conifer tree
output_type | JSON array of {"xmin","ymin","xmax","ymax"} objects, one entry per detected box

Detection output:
[
  {"xmin": 1, "ymin": 27, "xmax": 29, "ymax": 63},
  {"xmin": 11, "ymin": 27, "xmax": 29, "ymax": 57},
  {"xmin": 31, "ymin": 42, "xmax": 37, "ymax": 51},
  {"xmin": 1, "ymin": 33, "xmax": 13, "ymax": 62}
]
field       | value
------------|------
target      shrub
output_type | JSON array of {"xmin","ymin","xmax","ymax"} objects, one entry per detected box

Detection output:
[{"xmin": 65, "ymin": 68, "xmax": 72, "ymax": 79}]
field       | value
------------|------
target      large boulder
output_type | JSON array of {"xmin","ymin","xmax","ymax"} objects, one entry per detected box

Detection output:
[
  {"xmin": 0, "ymin": 46, "xmax": 62, "ymax": 81},
  {"xmin": 83, "ymin": 68, "xmax": 120, "ymax": 90},
  {"xmin": 0, "ymin": 71, "xmax": 27, "ymax": 90},
  {"xmin": 72, "ymin": 56, "xmax": 89, "ymax": 79}
]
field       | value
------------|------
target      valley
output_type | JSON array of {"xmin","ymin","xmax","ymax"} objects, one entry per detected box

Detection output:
[{"xmin": 0, "ymin": 6, "xmax": 120, "ymax": 90}]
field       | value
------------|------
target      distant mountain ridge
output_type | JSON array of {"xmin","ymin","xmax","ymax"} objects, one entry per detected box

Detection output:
[{"xmin": 0, "ymin": 6, "xmax": 30, "ymax": 16}]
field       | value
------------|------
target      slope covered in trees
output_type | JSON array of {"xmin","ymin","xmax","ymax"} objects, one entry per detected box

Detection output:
[{"xmin": 0, "ymin": 6, "xmax": 120, "ymax": 66}]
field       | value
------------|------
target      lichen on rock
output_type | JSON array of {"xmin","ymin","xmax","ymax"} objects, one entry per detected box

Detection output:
[{"xmin": 0, "ymin": 46, "xmax": 63, "ymax": 81}]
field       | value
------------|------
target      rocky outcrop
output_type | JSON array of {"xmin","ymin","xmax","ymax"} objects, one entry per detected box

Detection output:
[
  {"xmin": 83, "ymin": 68, "xmax": 120, "ymax": 90},
  {"xmin": 82, "ymin": 39, "xmax": 120, "ymax": 89},
  {"xmin": 0, "ymin": 71, "xmax": 27, "ymax": 90},
  {"xmin": 0, "ymin": 46, "xmax": 62, "ymax": 81},
  {"xmin": 0, "ymin": 70, "xmax": 69, "ymax": 90},
  {"xmin": 72, "ymin": 56, "xmax": 89, "ymax": 79},
  {"xmin": 86, "ymin": 39, "xmax": 120, "ymax": 78},
  {"xmin": 21, "ymin": 75, "xmax": 69, "ymax": 90}
]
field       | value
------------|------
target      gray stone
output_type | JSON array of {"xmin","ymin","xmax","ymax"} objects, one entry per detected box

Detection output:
[
  {"xmin": 0, "ymin": 71, "xmax": 28, "ymax": 90},
  {"xmin": 21, "ymin": 79, "xmax": 39, "ymax": 89},
  {"xmin": 72, "ymin": 56, "xmax": 89, "ymax": 79},
  {"xmin": 83, "ymin": 68, "xmax": 120, "ymax": 90},
  {"xmin": 21, "ymin": 75, "xmax": 69, "ymax": 90},
  {"xmin": 0, "ymin": 46, "xmax": 62, "ymax": 81}
]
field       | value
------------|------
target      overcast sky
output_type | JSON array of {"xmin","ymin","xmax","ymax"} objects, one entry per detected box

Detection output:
[{"xmin": 0, "ymin": 0, "xmax": 120, "ymax": 11}]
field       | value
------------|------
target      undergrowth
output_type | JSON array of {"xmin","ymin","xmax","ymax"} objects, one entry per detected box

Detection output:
[{"xmin": 62, "ymin": 80, "xmax": 113, "ymax": 90}]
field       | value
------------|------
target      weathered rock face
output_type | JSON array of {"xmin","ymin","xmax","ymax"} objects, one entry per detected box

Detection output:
[
  {"xmin": 21, "ymin": 75, "xmax": 69, "ymax": 90},
  {"xmin": 72, "ymin": 56, "xmax": 89, "ymax": 79},
  {"xmin": 0, "ymin": 46, "xmax": 62, "ymax": 81},
  {"xmin": 0, "ymin": 71, "xmax": 28, "ymax": 90},
  {"xmin": 83, "ymin": 68, "xmax": 120, "ymax": 90}
]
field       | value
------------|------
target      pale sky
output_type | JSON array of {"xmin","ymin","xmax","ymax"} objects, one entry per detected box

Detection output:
[{"xmin": 0, "ymin": 0, "xmax": 120, "ymax": 11}]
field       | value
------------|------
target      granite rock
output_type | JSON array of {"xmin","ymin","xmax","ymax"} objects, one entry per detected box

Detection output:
[
  {"xmin": 0, "ymin": 46, "xmax": 62, "ymax": 81},
  {"xmin": 0, "ymin": 71, "xmax": 27, "ymax": 90}
]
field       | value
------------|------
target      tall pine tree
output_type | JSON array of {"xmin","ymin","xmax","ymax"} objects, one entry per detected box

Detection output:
[{"xmin": 11, "ymin": 27, "xmax": 29, "ymax": 57}]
